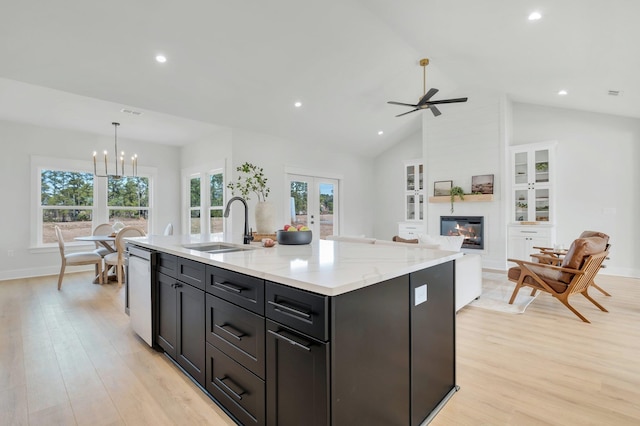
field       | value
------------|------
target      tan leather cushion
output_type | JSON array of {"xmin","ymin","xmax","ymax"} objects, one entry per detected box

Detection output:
[
  {"xmin": 559, "ymin": 237, "xmax": 608, "ymax": 283},
  {"xmin": 508, "ymin": 266, "xmax": 568, "ymax": 293},
  {"xmin": 579, "ymin": 231, "xmax": 610, "ymax": 243}
]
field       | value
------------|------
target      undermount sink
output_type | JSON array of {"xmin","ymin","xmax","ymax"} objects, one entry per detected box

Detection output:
[{"xmin": 182, "ymin": 242, "xmax": 251, "ymax": 254}]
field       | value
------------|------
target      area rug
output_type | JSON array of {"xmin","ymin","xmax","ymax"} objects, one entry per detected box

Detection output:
[{"xmin": 468, "ymin": 272, "xmax": 537, "ymax": 314}]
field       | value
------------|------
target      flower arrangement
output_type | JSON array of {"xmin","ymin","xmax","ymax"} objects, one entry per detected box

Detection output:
[{"xmin": 226, "ymin": 162, "xmax": 270, "ymax": 202}]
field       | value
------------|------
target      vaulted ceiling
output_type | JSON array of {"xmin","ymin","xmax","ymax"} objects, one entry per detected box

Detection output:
[{"xmin": 1, "ymin": 0, "xmax": 638, "ymax": 156}]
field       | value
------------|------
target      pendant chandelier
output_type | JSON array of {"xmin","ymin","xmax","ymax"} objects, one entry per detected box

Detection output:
[{"xmin": 93, "ymin": 122, "xmax": 138, "ymax": 178}]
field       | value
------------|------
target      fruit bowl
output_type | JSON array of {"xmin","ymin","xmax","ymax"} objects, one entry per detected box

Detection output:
[{"xmin": 276, "ymin": 230, "xmax": 312, "ymax": 245}]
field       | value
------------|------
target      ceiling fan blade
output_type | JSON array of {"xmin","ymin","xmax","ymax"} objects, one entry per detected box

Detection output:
[
  {"xmin": 425, "ymin": 97, "xmax": 468, "ymax": 105},
  {"xmin": 388, "ymin": 101, "xmax": 419, "ymax": 107},
  {"xmin": 417, "ymin": 88, "xmax": 439, "ymax": 106},
  {"xmin": 395, "ymin": 108, "xmax": 419, "ymax": 117},
  {"xmin": 430, "ymin": 106, "xmax": 442, "ymax": 117}
]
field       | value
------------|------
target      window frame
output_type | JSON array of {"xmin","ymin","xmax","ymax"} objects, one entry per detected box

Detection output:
[
  {"xmin": 31, "ymin": 155, "xmax": 155, "ymax": 249},
  {"xmin": 183, "ymin": 165, "xmax": 225, "ymax": 236}
]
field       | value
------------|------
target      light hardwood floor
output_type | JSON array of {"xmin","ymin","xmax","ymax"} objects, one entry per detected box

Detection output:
[{"xmin": 1, "ymin": 272, "xmax": 639, "ymax": 425}]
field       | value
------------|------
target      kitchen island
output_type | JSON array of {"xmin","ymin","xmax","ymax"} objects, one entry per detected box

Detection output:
[{"xmin": 126, "ymin": 235, "xmax": 462, "ymax": 426}]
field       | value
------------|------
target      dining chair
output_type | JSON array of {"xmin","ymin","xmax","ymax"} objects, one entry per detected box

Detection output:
[
  {"xmin": 103, "ymin": 226, "xmax": 146, "ymax": 287},
  {"xmin": 55, "ymin": 225, "xmax": 103, "ymax": 290},
  {"xmin": 163, "ymin": 222, "xmax": 174, "ymax": 236},
  {"xmin": 92, "ymin": 222, "xmax": 115, "ymax": 257}
]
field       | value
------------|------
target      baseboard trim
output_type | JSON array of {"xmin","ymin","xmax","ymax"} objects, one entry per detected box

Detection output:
[{"xmin": 0, "ymin": 265, "xmax": 95, "ymax": 282}]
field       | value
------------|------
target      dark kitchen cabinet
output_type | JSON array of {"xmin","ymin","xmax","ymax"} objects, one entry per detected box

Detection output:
[
  {"xmin": 410, "ymin": 261, "xmax": 455, "ymax": 426},
  {"xmin": 155, "ymin": 269, "xmax": 206, "ymax": 386},
  {"xmin": 266, "ymin": 320, "xmax": 329, "ymax": 426},
  {"xmin": 156, "ymin": 272, "xmax": 177, "ymax": 358},
  {"xmin": 176, "ymin": 280, "xmax": 205, "ymax": 385},
  {"xmin": 148, "ymin": 246, "xmax": 457, "ymax": 426}
]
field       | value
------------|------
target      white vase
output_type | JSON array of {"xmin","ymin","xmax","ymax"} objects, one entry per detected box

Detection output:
[{"xmin": 254, "ymin": 201, "xmax": 275, "ymax": 234}]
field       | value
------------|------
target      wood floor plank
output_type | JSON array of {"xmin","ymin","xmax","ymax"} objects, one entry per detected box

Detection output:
[{"xmin": 1, "ymin": 270, "xmax": 639, "ymax": 425}]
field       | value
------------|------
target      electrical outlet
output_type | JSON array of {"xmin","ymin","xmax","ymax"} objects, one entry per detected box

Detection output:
[{"xmin": 7, "ymin": 249, "xmax": 14, "ymax": 257}]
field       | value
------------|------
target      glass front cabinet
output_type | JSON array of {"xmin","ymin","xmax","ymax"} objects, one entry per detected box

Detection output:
[
  {"xmin": 510, "ymin": 142, "xmax": 556, "ymax": 224},
  {"xmin": 404, "ymin": 160, "xmax": 424, "ymax": 221}
]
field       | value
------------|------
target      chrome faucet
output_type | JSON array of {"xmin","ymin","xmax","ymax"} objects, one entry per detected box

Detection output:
[{"xmin": 223, "ymin": 196, "xmax": 254, "ymax": 244}]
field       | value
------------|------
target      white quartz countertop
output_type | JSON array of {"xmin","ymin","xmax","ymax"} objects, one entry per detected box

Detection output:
[{"xmin": 126, "ymin": 235, "xmax": 462, "ymax": 296}]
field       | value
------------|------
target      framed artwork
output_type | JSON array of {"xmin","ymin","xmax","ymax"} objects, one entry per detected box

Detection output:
[
  {"xmin": 471, "ymin": 174, "xmax": 494, "ymax": 194},
  {"xmin": 434, "ymin": 180, "xmax": 452, "ymax": 196}
]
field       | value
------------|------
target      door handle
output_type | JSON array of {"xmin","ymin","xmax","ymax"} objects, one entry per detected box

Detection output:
[
  {"xmin": 215, "ymin": 376, "xmax": 246, "ymax": 400},
  {"xmin": 267, "ymin": 300, "xmax": 311, "ymax": 319},
  {"xmin": 215, "ymin": 323, "xmax": 245, "ymax": 341},
  {"xmin": 267, "ymin": 329, "xmax": 311, "ymax": 351}
]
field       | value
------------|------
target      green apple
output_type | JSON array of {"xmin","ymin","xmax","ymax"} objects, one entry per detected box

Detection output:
[{"xmin": 287, "ymin": 226, "xmax": 298, "ymax": 232}]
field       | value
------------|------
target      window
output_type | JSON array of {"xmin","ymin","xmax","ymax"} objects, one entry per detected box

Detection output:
[
  {"xmin": 108, "ymin": 176, "xmax": 150, "ymax": 233},
  {"xmin": 184, "ymin": 168, "xmax": 224, "ymax": 235},
  {"xmin": 210, "ymin": 172, "xmax": 224, "ymax": 233},
  {"xmin": 189, "ymin": 175, "xmax": 202, "ymax": 234},
  {"xmin": 40, "ymin": 169, "xmax": 95, "ymax": 244},
  {"xmin": 33, "ymin": 156, "xmax": 154, "ymax": 247}
]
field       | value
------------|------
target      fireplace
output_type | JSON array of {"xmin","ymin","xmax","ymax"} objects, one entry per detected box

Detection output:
[{"xmin": 440, "ymin": 216, "xmax": 484, "ymax": 250}]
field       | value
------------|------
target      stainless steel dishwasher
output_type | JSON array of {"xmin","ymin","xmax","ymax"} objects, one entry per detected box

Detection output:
[{"xmin": 127, "ymin": 244, "xmax": 156, "ymax": 347}]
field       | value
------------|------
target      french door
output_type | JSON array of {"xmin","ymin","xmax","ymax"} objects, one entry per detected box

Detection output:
[{"xmin": 286, "ymin": 174, "xmax": 339, "ymax": 240}]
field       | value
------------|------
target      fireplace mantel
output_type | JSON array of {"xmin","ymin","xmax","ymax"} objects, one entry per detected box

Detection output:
[{"xmin": 428, "ymin": 194, "xmax": 494, "ymax": 203}]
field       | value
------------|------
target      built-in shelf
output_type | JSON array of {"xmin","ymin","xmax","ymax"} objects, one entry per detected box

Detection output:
[{"xmin": 428, "ymin": 194, "xmax": 494, "ymax": 203}]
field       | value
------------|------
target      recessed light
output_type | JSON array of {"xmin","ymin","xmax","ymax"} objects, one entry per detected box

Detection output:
[
  {"xmin": 558, "ymin": 89, "xmax": 568, "ymax": 96},
  {"xmin": 155, "ymin": 55, "xmax": 167, "ymax": 63},
  {"xmin": 528, "ymin": 11, "xmax": 542, "ymax": 21},
  {"xmin": 378, "ymin": 130, "xmax": 384, "ymax": 136},
  {"xmin": 294, "ymin": 101, "xmax": 302, "ymax": 108}
]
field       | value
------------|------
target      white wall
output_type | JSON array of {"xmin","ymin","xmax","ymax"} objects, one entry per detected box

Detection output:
[
  {"xmin": 0, "ymin": 120, "xmax": 181, "ymax": 280},
  {"xmin": 228, "ymin": 128, "xmax": 375, "ymax": 243},
  {"xmin": 372, "ymin": 130, "xmax": 422, "ymax": 240},
  {"xmin": 423, "ymin": 92, "xmax": 507, "ymax": 269},
  {"xmin": 512, "ymin": 103, "xmax": 640, "ymax": 277}
]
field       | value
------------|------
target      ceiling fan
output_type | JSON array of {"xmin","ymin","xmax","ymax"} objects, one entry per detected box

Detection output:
[{"xmin": 387, "ymin": 58, "xmax": 468, "ymax": 117}]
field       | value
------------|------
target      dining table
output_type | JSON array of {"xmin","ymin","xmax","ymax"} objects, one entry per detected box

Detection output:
[
  {"xmin": 74, "ymin": 234, "xmax": 117, "ymax": 253},
  {"xmin": 75, "ymin": 235, "xmax": 117, "ymax": 283}
]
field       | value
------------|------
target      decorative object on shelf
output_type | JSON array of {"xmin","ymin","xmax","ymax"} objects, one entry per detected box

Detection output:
[
  {"xmin": 92, "ymin": 122, "xmax": 138, "ymax": 178},
  {"xmin": 227, "ymin": 162, "xmax": 273, "ymax": 233},
  {"xmin": 450, "ymin": 186, "xmax": 465, "ymax": 213},
  {"xmin": 387, "ymin": 58, "xmax": 468, "ymax": 117},
  {"xmin": 536, "ymin": 162, "xmax": 548, "ymax": 171},
  {"xmin": 471, "ymin": 174, "xmax": 494, "ymax": 194},
  {"xmin": 434, "ymin": 180, "xmax": 453, "ymax": 196}
]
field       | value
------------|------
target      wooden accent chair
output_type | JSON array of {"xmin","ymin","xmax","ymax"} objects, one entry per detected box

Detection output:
[
  {"xmin": 103, "ymin": 226, "xmax": 146, "ymax": 287},
  {"xmin": 55, "ymin": 225, "xmax": 103, "ymax": 290},
  {"xmin": 531, "ymin": 231, "xmax": 611, "ymax": 296},
  {"xmin": 507, "ymin": 236, "xmax": 610, "ymax": 323}
]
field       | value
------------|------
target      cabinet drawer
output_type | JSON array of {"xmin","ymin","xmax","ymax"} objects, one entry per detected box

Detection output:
[
  {"xmin": 177, "ymin": 258, "xmax": 206, "ymax": 290},
  {"xmin": 265, "ymin": 282, "xmax": 329, "ymax": 341},
  {"xmin": 207, "ymin": 266, "xmax": 265, "ymax": 315},
  {"xmin": 206, "ymin": 294, "xmax": 265, "ymax": 379},
  {"xmin": 206, "ymin": 343, "xmax": 265, "ymax": 426},
  {"xmin": 508, "ymin": 226, "xmax": 552, "ymax": 238},
  {"xmin": 157, "ymin": 252, "xmax": 177, "ymax": 278}
]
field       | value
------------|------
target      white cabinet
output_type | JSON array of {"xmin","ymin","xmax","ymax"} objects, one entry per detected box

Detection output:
[
  {"xmin": 510, "ymin": 142, "xmax": 556, "ymax": 224},
  {"xmin": 404, "ymin": 160, "xmax": 424, "ymax": 221},
  {"xmin": 507, "ymin": 225, "xmax": 555, "ymax": 261},
  {"xmin": 398, "ymin": 222, "xmax": 426, "ymax": 239}
]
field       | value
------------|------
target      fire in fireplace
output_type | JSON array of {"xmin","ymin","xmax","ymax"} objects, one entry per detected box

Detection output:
[{"xmin": 440, "ymin": 216, "xmax": 484, "ymax": 250}]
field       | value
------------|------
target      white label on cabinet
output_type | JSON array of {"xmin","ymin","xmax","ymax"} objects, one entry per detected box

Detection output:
[{"xmin": 415, "ymin": 284, "xmax": 427, "ymax": 306}]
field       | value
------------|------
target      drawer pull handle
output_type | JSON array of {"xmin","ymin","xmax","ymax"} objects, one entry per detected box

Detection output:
[
  {"xmin": 268, "ymin": 329, "xmax": 311, "ymax": 351},
  {"xmin": 214, "ymin": 281, "xmax": 243, "ymax": 293},
  {"xmin": 215, "ymin": 323, "xmax": 245, "ymax": 341},
  {"xmin": 267, "ymin": 301, "xmax": 311, "ymax": 319},
  {"xmin": 216, "ymin": 376, "xmax": 245, "ymax": 400}
]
